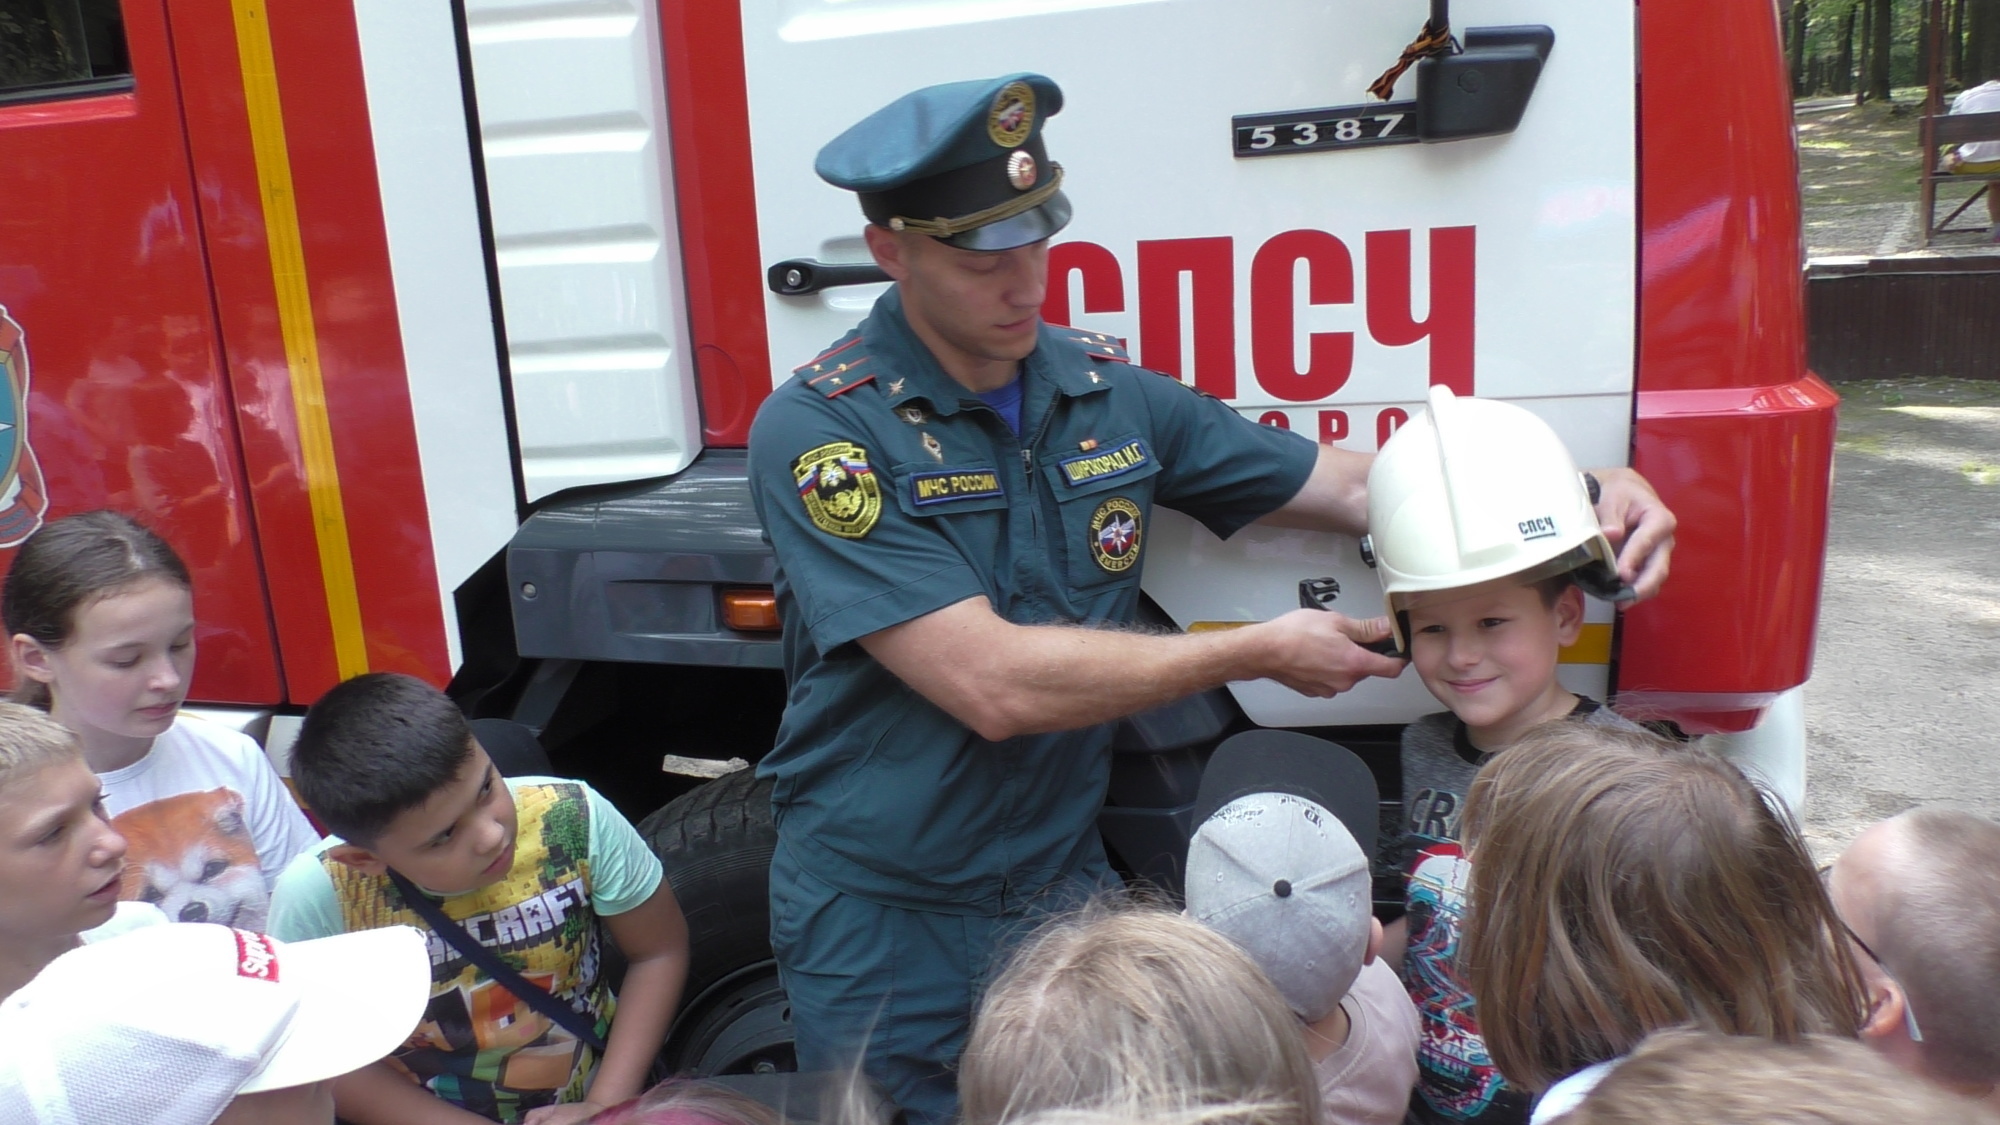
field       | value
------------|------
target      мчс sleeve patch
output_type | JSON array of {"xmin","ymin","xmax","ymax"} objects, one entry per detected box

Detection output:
[{"xmin": 794, "ymin": 441, "xmax": 883, "ymax": 538}]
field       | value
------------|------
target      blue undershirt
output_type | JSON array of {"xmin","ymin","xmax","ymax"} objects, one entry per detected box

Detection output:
[{"xmin": 973, "ymin": 375, "xmax": 1024, "ymax": 436}]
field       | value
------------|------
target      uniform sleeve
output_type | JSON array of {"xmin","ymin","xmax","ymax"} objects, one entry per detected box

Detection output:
[
  {"xmin": 749, "ymin": 388, "xmax": 989, "ymax": 653},
  {"xmin": 582, "ymin": 783, "xmax": 665, "ymax": 916},
  {"xmin": 1130, "ymin": 371, "xmax": 1320, "ymax": 540},
  {"xmin": 267, "ymin": 845, "xmax": 344, "ymax": 942}
]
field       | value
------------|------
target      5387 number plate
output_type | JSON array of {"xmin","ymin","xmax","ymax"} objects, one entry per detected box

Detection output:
[{"xmin": 1232, "ymin": 100, "xmax": 1420, "ymax": 157}]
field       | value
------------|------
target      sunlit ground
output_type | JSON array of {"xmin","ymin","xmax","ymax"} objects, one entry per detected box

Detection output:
[{"xmin": 1796, "ymin": 87, "xmax": 1999, "ymax": 257}]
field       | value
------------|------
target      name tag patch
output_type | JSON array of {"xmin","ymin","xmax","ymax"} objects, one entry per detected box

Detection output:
[
  {"xmin": 1058, "ymin": 438, "xmax": 1150, "ymax": 488},
  {"xmin": 910, "ymin": 468, "xmax": 1004, "ymax": 507}
]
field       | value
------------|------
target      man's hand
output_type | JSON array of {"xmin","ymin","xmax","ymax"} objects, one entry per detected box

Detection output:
[
  {"xmin": 1589, "ymin": 466, "xmax": 1676, "ymax": 601},
  {"xmin": 1248, "ymin": 610, "xmax": 1407, "ymax": 697}
]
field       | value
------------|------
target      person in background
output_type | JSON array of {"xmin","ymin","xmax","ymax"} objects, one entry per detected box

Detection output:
[
  {"xmin": 1944, "ymin": 76, "xmax": 2000, "ymax": 240},
  {"xmin": 4, "ymin": 510, "xmax": 318, "ymax": 930},
  {"xmin": 1183, "ymin": 732, "xmax": 1418, "ymax": 1125},
  {"xmin": 1456, "ymin": 725, "xmax": 1867, "ymax": 1120},
  {"xmin": 0, "ymin": 921, "xmax": 431, "ymax": 1125},
  {"xmin": 1826, "ymin": 806, "xmax": 2000, "ymax": 1109}
]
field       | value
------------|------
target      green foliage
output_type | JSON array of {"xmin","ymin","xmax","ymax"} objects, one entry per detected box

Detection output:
[{"xmin": 0, "ymin": 1, "xmax": 86, "ymax": 91}]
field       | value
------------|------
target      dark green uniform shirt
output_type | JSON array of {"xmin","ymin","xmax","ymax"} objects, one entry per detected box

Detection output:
[{"xmin": 748, "ymin": 287, "xmax": 1317, "ymax": 913}]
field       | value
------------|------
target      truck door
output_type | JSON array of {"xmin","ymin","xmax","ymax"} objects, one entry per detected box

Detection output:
[
  {"xmin": 739, "ymin": 0, "xmax": 1638, "ymax": 729},
  {"xmin": 0, "ymin": 0, "xmax": 284, "ymax": 703}
]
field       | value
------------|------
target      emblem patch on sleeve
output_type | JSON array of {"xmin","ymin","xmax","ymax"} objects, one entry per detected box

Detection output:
[
  {"xmin": 1088, "ymin": 497, "xmax": 1143, "ymax": 573},
  {"xmin": 794, "ymin": 441, "xmax": 882, "ymax": 539}
]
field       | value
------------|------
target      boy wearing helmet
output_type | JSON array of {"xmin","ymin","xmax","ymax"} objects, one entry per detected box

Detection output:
[{"xmin": 1364, "ymin": 388, "xmax": 1647, "ymax": 1125}]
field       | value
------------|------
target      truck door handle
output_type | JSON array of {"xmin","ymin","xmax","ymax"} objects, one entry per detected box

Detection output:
[{"xmin": 767, "ymin": 259, "xmax": 891, "ymax": 296}]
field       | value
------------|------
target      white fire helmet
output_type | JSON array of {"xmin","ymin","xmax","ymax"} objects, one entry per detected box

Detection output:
[{"xmin": 1360, "ymin": 386, "xmax": 1633, "ymax": 654}]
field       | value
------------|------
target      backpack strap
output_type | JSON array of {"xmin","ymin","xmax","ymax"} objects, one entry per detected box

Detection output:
[{"xmin": 385, "ymin": 869, "xmax": 609, "ymax": 1052}]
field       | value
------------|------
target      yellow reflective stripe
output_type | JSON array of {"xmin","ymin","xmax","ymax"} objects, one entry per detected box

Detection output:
[
  {"xmin": 1558, "ymin": 622, "xmax": 1614, "ymax": 665},
  {"xmin": 229, "ymin": 0, "xmax": 370, "ymax": 679}
]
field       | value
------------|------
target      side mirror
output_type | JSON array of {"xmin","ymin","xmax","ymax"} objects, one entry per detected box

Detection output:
[{"xmin": 1418, "ymin": 26, "xmax": 1556, "ymax": 141}]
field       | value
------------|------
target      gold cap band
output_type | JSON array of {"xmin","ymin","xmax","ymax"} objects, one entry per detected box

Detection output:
[{"xmin": 889, "ymin": 164, "xmax": 1064, "ymax": 238}]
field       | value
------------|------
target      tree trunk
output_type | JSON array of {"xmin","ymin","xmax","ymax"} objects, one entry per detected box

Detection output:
[
  {"xmin": 1921, "ymin": 0, "xmax": 1933, "ymax": 91},
  {"xmin": 1792, "ymin": 1, "xmax": 1812, "ymax": 94},
  {"xmin": 1839, "ymin": 6, "xmax": 1858, "ymax": 94},
  {"xmin": 1857, "ymin": 0, "xmax": 1874, "ymax": 102},
  {"xmin": 1953, "ymin": 0, "xmax": 1966, "ymax": 82},
  {"xmin": 1867, "ymin": 0, "xmax": 1894, "ymax": 101},
  {"xmin": 1968, "ymin": 0, "xmax": 2000, "ymax": 83}
]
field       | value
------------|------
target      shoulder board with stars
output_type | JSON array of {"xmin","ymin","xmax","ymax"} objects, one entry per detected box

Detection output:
[
  {"xmin": 794, "ymin": 335, "xmax": 876, "ymax": 398},
  {"xmin": 1058, "ymin": 329, "xmax": 1132, "ymax": 364}
]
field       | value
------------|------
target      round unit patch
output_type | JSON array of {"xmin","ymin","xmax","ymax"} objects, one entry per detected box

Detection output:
[
  {"xmin": 1088, "ymin": 497, "xmax": 1143, "ymax": 573},
  {"xmin": 987, "ymin": 81, "xmax": 1035, "ymax": 148},
  {"xmin": 794, "ymin": 441, "xmax": 881, "ymax": 539}
]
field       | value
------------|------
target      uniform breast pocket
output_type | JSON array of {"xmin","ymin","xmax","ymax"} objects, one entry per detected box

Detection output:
[{"xmin": 1045, "ymin": 434, "xmax": 1161, "ymax": 590}]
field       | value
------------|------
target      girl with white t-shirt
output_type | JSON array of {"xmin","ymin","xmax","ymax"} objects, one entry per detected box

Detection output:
[{"xmin": 4, "ymin": 511, "xmax": 318, "ymax": 930}]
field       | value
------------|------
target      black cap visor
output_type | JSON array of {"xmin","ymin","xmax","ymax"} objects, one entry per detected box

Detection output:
[{"xmin": 940, "ymin": 190, "xmax": 1072, "ymax": 251}]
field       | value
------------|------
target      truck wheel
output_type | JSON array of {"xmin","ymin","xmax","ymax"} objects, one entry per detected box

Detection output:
[{"xmin": 641, "ymin": 767, "xmax": 794, "ymax": 1076}]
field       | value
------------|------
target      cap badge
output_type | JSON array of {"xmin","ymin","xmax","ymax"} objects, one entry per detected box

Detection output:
[
  {"xmin": 1006, "ymin": 150, "xmax": 1038, "ymax": 191},
  {"xmin": 987, "ymin": 81, "xmax": 1035, "ymax": 148},
  {"xmin": 1088, "ymin": 496, "xmax": 1143, "ymax": 573},
  {"xmin": 896, "ymin": 405, "xmax": 927, "ymax": 425}
]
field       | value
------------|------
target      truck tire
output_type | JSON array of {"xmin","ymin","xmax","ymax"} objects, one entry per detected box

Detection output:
[{"xmin": 641, "ymin": 767, "xmax": 795, "ymax": 1076}]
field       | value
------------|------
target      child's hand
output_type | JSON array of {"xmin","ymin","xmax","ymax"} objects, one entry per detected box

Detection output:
[{"xmin": 522, "ymin": 1101, "xmax": 608, "ymax": 1125}]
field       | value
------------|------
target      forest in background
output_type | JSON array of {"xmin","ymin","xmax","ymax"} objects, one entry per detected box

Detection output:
[{"xmin": 1789, "ymin": 0, "xmax": 2000, "ymax": 101}]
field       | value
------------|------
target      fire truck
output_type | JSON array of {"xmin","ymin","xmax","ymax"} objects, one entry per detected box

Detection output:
[{"xmin": 0, "ymin": 0, "xmax": 1833, "ymax": 1076}]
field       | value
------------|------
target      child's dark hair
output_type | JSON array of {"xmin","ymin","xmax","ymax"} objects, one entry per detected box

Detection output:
[
  {"xmin": 293, "ymin": 672, "xmax": 476, "ymax": 844},
  {"xmin": 3, "ymin": 511, "xmax": 192, "ymax": 709},
  {"xmin": 1533, "ymin": 573, "xmax": 1578, "ymax": 607}
]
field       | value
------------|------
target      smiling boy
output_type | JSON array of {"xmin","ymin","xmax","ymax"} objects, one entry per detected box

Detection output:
[
  {"xmin": 1362, "ymin": 388, "xmax": 1646, "ymax": 1125},
  {"xmin": 268, "ymin": 673, "xmax": 690, "ymax": 1125}
]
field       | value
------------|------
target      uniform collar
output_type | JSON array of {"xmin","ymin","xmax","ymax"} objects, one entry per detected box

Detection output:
[{"xmin": 864, "ymin": 287, "xmax": 1114, "ymax": 416}]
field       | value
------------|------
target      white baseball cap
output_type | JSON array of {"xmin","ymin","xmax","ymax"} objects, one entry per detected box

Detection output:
[
  {"xmin": 1186, "ymin": 731, "xmax": 1380, "ymax": 1023},
  {"xmin": 0, "ymin": 922, "xmax": 431, "ymax": 1125}
]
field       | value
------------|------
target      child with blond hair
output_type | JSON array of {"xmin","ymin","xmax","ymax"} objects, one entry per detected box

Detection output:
[
  {"xmin": 959, "ymin": 900, "xmax": 1324, "ymax": 1125},
  {"xmin": 0, "ymin": 701, "xmax": 145, "ymax": 998}
]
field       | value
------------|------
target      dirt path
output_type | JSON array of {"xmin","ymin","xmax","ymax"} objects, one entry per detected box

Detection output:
[{"xmin": 1803, "ymin": 379, "xmax": 2000, "ymax": 855}]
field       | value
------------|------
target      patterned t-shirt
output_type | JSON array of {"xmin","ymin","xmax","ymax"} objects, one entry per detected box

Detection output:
[
  {"xmin": 1397, "ymin": 701, "xmax": 1641, "ymax": 1125},
  {"xmin": 269, "ymin": 777, "xmax": 662, "ymax": 1123}
]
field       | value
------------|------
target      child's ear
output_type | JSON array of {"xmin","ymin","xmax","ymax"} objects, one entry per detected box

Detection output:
[
  {"xmin": 326, "ymin": 843, "xmax": 389, "ymax": 877},
  {"xmin": 1363, "ymin": 916, "xmax": 1385, "ymax": 966},
  {"xmin": 1553, "ymin": 585, "xmax": 1586, "ymax": 646},
  {"xmin": 11, "ymin": 633, "xmax": 54, "ymax": 686},
  {"xmin": 1860, "ymin": 976, "xmax": 1912, "ymax": 1044}
]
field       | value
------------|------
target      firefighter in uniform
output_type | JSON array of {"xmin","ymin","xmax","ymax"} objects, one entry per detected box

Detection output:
[{"xmin": 745, "ymin": 74, "xmax": 1676, "ymax": 1124}]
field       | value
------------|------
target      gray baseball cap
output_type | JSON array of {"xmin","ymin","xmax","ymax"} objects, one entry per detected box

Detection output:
[{"xmin": 1186, "ymin": 731, "xmax": 1380, "ymax": 1022}]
